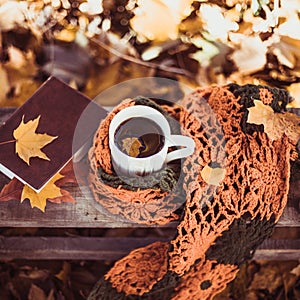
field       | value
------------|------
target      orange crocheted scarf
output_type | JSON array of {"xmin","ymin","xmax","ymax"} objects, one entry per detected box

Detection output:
[{"xmin": 88, "ymin": 84, "xmax": 298, "ymax": 300}]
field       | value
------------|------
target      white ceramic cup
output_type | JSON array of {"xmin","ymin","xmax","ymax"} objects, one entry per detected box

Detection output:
[{"xmin": 109, "ymin": 105, "xmax": 195, "ymax": 176}]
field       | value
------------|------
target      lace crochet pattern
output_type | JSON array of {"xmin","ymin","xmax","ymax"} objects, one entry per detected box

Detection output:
[
  {"xmin": 88, "ymin": 84, "xmax": 297, "ymax": 300},
  {"xmin": 88, "ymin": 97, "xmax": 184, "ymax": 225}
]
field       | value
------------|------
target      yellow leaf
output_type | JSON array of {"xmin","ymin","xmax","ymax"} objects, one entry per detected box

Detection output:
[
  {"xmin": 0, "ymin": 65, "xmax": 10, "ymax": 103},
  {"xmin": 13, "ymin": 115, "xmax": 57, "ymax": 165},
  {"xmin": 189, "ymin": 38, "xmax": 220, "ymax": 66},
  {"xmin": 287, "ymin": 83, "xmax": 300, "ymax": 108},
  {"xmin": 54, "ymin": 28, "xmax": 76, "ymax": 42},
  {"xmin": 247, "ymin": 100, "xmax": 274, "ymax": 125},
  {"xmin": 229, "ymin": 35, "xmax": 268, "ymax": 75},
  {"xmin": 130, "ymin": 0, "xmax": 193, "ymax": 42},
  {"xmin": 6, "ymin": 46, "xmax": 26, "ymax": 69},
  {"xmin": 199, "ymin": 4, "xmax": 238, "ymax": 42},
  {"xmin": 21, "ymin": 173, "xmax": 64, "ymax": 212},
  {"xmin": 247, "ymin": 100, "xmax": 300, "ymax": 142},
  {"xmin": 201, "ymin": 165, "xmax": 226, "ymax": 186}
]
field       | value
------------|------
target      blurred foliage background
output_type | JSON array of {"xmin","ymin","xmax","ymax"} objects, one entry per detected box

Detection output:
[{"xmin": 1, "ymin": 0, "xmax": 300, "ymax": 106}]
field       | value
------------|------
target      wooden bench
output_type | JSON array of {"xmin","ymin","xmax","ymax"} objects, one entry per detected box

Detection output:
[{"xmin": 0, "ymin": 108, "xmax": 299, "ymax": 261}]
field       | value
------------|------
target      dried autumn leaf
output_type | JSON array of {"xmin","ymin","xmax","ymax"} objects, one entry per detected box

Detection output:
[
  {"xmin": 79, "ymin": 0, "xmax": 103, "ymax": 15},
  {"xmin": 0, "ymin": 1, "xmax": 25, "ymax": 31},
  {"xmin": 6, "ymin": 46, "xmax": 27, "ymax": 69},
  {"xmin": 201, "ymin": 164, "xmax": 226, "ymax": 186},
  {"xmin": 0, "ymin": 65, "xmax": 10, "ymax": 102},
  {"xmin": 0, "ymin": 178, "xmax": 23, "ymax": 202},
  {"xmin": 28, "ymin": 284, "xmax": 47, "ymax": 300},
  {"xmin": 290, "ymin": 263, "xmax": 300, "ymax": 277},
  {"xmin": 13, "ymin": 115, "xmax": 57, "ymax": 165},
  {"xmin": 130, "ymin": 0, "xmax": 193, "ymax": 42},
  {"xmin": 247, "ymin": 99, "xmax": 274, "ymax": 124},
  {"xmin": 21, "ymin": 173, "xmax": 64, "ymax": 212},
  {"xmin": 199, "ymin": 4, "xmax": 238, "ymax": 42},
  {"xmin": 57, "ymin": 161, "xmax": 77, "ymax": 185},
  {"xmin": 229, "ymin": 35, "xmax": 268, "ymax": 75},
  {"xmin": 247, "ymin": 100, "xmax": 300, "ymax": 142},
  {"xmin": 47, "ymin": 189, "xmax": 75, "ymax": 204},
  {"xmin": 287, "ymin": 83, "xmax": 300, "ymax": 108},
  {"xmin": 28, "ymin": 284, "xmax": 54, "ymax": 300},
  {"xmin": 189, "ymin": 38, "xmax": 220, "ymax": 66}
]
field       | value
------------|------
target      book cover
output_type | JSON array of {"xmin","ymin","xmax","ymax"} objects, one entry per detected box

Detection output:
[{"xmin": 0, "ymin": 76, "xmax": 107, "ymax": 191}]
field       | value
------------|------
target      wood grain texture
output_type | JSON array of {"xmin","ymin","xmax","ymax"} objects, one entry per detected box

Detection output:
[
  {"xmin": 0, "ymin": 236, "xmax": 298, "ymax": 260},
  {"xmin": 0, "ymin": 109, "xmax": 299, "ymax": 228}
]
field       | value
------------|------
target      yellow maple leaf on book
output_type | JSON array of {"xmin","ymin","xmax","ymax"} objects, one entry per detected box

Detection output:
[{"xmin": 13, "ymin": 115, "xmax": 57, "ymax": 165}]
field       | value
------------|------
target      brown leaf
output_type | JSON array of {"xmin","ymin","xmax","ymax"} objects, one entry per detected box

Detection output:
[
  {"xmin": 247, "ymin": 100, "xmax": 300, "ymax": 142},
  {"xmin": 250, "ymin": 264, "xmax": 282, "ymax": 294},
  {"xmin": 0, "ymin": 65, "xmax": 10, "ymax": 103},
  {"xmin": 56, "ymin": 161, "xmax": 77, "ymax": 185},
  {"xmin": 287, "ymin": 83, "xmax": 300, "ymax": 108},
  {"xmin": 13, "ymin": 115, "xmax": 58, "ymax": 165},
  {"xmin": 290, "ymin": 263, "xmax": 300, "ymax": 277},
  {"xmin": 47, "ymin": 189, "xmax": 75, "ymax": 204},
  {"xmin": 55, "ymin": 262, "xmax": 71, "ymax": 285},
  {"xmin": 28, "ymin": 284, "xmax": 47, "ymax": 300},
  {"xmin": 229, "ymin": 35, "xmax": 268, "ymax": 75},
  {"xmin": 0, "ymin": 178, "xmax": 23, "ymax": 202},
  {"xmin": 0, "ymin": 1, "xmax": 25, "ymax": 31}
]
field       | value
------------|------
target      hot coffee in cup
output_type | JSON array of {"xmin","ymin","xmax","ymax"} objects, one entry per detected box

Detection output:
[
  {"xmin": 114, "ymin": 117, "xmax": 165, "ymax": 158},
  {"xmin": 109, "ymin": 105, "xmax": 195, "ymax": 177}
]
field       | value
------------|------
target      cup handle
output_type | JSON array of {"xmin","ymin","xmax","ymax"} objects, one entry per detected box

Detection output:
[{"xmin": 165, "ymin": 135, "xmax": 195, "ymax": 163}]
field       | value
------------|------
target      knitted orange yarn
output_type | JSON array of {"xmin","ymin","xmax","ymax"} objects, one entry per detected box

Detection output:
[
  {"xmin": 88, "ymin": 99, "xmax": 183, "ymax": 225},
  {"xmin": 88, "ymin": 84, "xmax": 297, "ymax": 300}
]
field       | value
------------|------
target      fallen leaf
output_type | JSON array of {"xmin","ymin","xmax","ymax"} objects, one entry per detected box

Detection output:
[
  {"xmin": 189, "ymin": 38, "xmax": 220, "ymax": 66},
  {"xmin": 270, "ymin": 42, "xmax": 296, "ymax": 69},
  {"xmin": 0, "ymin": 1, "xmax": 25, "ymax": 31},
  {"xmin": 55, "ymin": 261, "xmax": 71, "ymax": 285},
  {"xmin": 0, "ymin": 178, "xmax": 23, "ymax": 202},
  {"xmin": 54, "ymin": 27, "xmax": 76, "ymax": 42},
  {"xmin": 19, "ymin": 267, "xmax": 49, "ymax": 280},
  {"xmin": 47, "ymin": 189, "xmax": 75, "ymax": 204},
  {"xmin": 28, "ymin": 284, "xmax": 47, "ymax": 300},
  {"xmin": 201, "ymin": 164, "xmax": 226, "ymax": 186},
  {"xmin": 21, "ymin": 173, "xmax": 64, "ymax": 212},
  {"xmin": 130, "ymin": 0, "xmax": 193, "ymax": 42},
  {"xmin": 13, "ymin": 115, "xmax": 58, "ymax": 165},
  {"xmin": 79, "ymin": 0, "xmax": 103, "ymax": 15},
  {"xmin": 278, "ymin": 15, "xmax": 300, "ymax": 40},
  {"xmin": 199, "ymin": 4, "xmax": 238, "ymax": 42},
  {"xmin": 247, "ymin": 99, "xmax": 274, "ymax": 123},
  {"xmin": 247, "ymin": 100, "xmax": 300, "ymax": 142},
  {"xmin": 3, "ymin": 49, "xmax": 39, "ymax": 105},
  {"xmin": 6, "ymin": 46, "xmax": 26, "ymax": 69},
  {"xmin": 290, "ymin": 263, "xmax": 300, "ymax": 277},
  {"xmin": 287, "ymin": 83, "xmax": 300, "ymax": 108},
  {"xmin": 229, "ymin": 35, "xmax": 268, "ymax": 75},
  {"xmin": 0, "ymin": 164, "xmax": 76, "ymax": 206},
  {"xmin": 57, "ymin": 161, "xmax": 77, "ymax": 185},
  {"xmin": 0, "ymin": 65, "xmax": 10, "ymax": 103}
]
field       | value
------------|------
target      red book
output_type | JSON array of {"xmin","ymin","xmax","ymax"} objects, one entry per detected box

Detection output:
[{"xmin": 0, "ymin": 77, "xmax": 107, "ymax": 191}]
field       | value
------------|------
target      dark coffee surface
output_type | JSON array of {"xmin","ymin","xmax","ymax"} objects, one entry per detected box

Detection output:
[{"xmin": 114, "ymin": 117, "xmax": 165, "ymax": 158}]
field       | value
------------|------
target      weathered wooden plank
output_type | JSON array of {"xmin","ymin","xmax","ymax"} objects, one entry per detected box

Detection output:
[
  {"xmin": 0, "ymin": 109, "xmax": 299, "ymax": 228},
  {"xmin": 254, "ymin": 239, "xmax": 300, "ymax": 260},
  {"xmin": 0, "ymin": 237, "xmax": 298, "ymax": 260}
]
